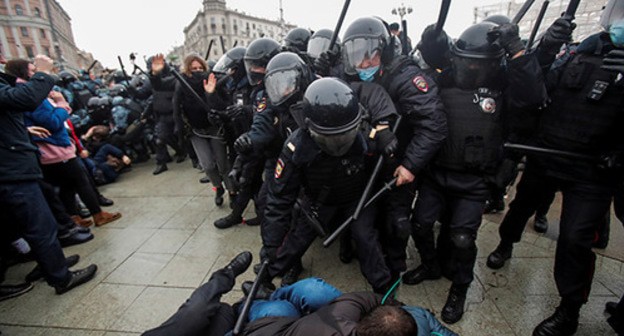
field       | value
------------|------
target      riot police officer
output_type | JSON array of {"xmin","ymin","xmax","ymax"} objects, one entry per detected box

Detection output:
[
  {"xmin": 402, "ymin": 21, "xmax": 546, "ymax": 324},
  {"xmin": 282, "ymin": 28, "xmax": 313, "ymax": 66},
  {"xmin": 251, "ymin": 77, "xmax": 399, "ymax": 295},
  {"xmin": 486, "ymin": 2, "xmax": 624, "ymax": 334},
  {"xmin": 337, "ymin": 16, "xmax": 447, "ymax": 280},
  {"xmin": 212, "ymin": 38, "xmax": 281, "ymax": 228},
  {"xmin": 233, "ymin": 51, "xmax": 315, "ymax": 284}
]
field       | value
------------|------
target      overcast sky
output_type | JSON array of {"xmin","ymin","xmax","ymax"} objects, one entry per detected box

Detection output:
[{"xmin": 57, "ymin": 0, "xmax": 506, "ymax": 69}]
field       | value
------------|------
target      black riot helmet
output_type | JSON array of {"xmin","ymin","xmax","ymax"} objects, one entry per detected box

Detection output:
[
  {"xmin": 244, "ymin": 38, "xmax": 281, "ymax": 85},
  {"xmin": 341, "ymin": 17, "xmax": 395, "ymax": 76},
  {"xmin": 264, "ymin": 52, "xmax": 313, "ymax": 106},
  {"xmin": 58, "ymin": 70, "xmax": 77, "ymax": 86},
  {"xmin": 302, "ymin": 78, "xmax": 362, "ymax": 156},
  {"xmin": 451, "ymin": 22, "xmax": 504, "ymax": 89},
  {"xmin": 284, "ymin": 28, "xmax": 312, "ymax": 53},
  {"xmin": 483, "ymin": 14, "xmax": 511, "ymax": 26},
  {"xmin": 307, "ymin": 29, "xmax": 340, "ymax": 59},
  {"xmin": 213, "ymin": 46, "xmax": 247, "ymax": 82},
  {"xmin": 109, "ymin": 84, "xmax": 128, "ymax": 97}
]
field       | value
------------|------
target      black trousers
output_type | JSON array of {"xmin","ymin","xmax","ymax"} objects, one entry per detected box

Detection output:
[
  {"xmin": 411, "ymin": 169, "xmax": 489, "ymax": 285},
  {"xmin": 155, "ymin": 116, "xmax": 184, "ymax": 165},
  {"xmin": 498, "ymin": 164, "xmax": 614, "ymax": 304},
  {"xmin": 378, "ymin": 182, "xmax": 416, "ymax": 275},
  {"xmin": 268, "ymin": 203, "xmax": 392, "ymax": 290},
  {"xmin": 38, "ymin": 180, "xmax": 73, "ymax": 236},
  {"xmin": 142, "ymin": 268, "xmax": 236, "ymax": 336},
  {"xmin": 41, "ymin": 158, "xmax": 101, "ymax": 216}
]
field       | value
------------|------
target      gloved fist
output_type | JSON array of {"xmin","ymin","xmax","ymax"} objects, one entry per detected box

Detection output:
[
  {"xmin": 313, "ymin": 49, "xmax": 339, "ymax": 77},
  {"xmin": 488, "ymin": 23, "xmax": 524, "ymax": 56},
  {"xmin": 601, "ymin": 50, "xmax": 624, "ymax": 74},
  {"xmin": 417, "ymin": 24, "xmax": 451, "ymax": 69},
  {"xmin": 207, "ymin": 110, "xmax": 223, "ymax": 125},
  {"xmin": 225, "ymin": 104, "xmax": 252, "ymax": 120},
  {"xmin": 375, "ymin": 128, "xmax": 398, "ymax": 157},
  {"xmin": 234, "ymin": 133, "xmax": 253, "ymax": 153},
  {"xmin": 541, "ymin": 18, "xmax": 576, "ymax": 52}
]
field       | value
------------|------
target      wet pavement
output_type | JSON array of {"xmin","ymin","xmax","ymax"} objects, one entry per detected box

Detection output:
[{"xmin": 0, "ymin": 160, "xmax": 622, "ymax": 335}]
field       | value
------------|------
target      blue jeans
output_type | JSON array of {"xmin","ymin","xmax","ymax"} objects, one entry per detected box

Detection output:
[
  {"xmin": 0, "ymin": 180, "xmax": 70, "ymax": 286},
  {"xmin": 248, "ymin": 277, "xmax": 343, "ymax": 321}
]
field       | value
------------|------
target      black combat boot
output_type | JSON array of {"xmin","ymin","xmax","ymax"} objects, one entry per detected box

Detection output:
[
  {"xmin": 441, "ymin": 283, "xmax": 470, "ymax": 324},
  {"xmin": 532, "ymin": 303, "xmax": 580, "ymax": 336},
  {"xmin": 534, "ymin": 214, "xmax": 549, "ymax": 233},
  {"xmin": 486, "ymin": 242, "xmax": 513, "ymax": 269},
  {"xmin": 214, "ymin": 205, "xmax": 244, "ymax": 229},
  {"xmin": 224, "ymin": 251, "xmax": 252, "ymax": 277},
  {"xmin": 214, "ymin": 186, "xmax": 225, "ymax": 207},
  {"xmin": 402, "ymin": 262, "xmax": 441, "ymax": 285},
  {"xmin": 153, "ymin": 164, "xmax": 168, "ymax": 175},
  {"xmin": 280, "ymin": 261, "xmax": 303, "ymax": 287}
]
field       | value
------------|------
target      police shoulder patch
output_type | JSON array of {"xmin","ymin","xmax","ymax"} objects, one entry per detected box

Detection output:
[
  {"xmin": 275, "ymin": 158, "xmax": 285, "ymax": 179},
  {"xmin": 412, "ymin": 76, "xmax": 429, "ymax": 93},
  {"xmin": 256, "ymin": 97, "xmax": 267, "ymax": 112}
]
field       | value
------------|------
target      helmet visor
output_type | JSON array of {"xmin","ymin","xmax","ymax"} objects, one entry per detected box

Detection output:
[
  {"xmin": 342, "ymin": 38, "xmax": 382, "ymax": 75},
  {"xmin": 452, "ymin": 57, "xmax": 501, "ymax": 89},
  {"xmin": 265, "ymin": 69, "xmax": 299, "ymax": 106},
  {"xmin": 244, "ymin": 59, "xmax": 266, "ymax": 85},
  {"xmin": 213, "ymin": 54, "xmax": 235, "ymax": 74},
  {"xmin": 307, "ymin": 37, "xmax": 331, "ymax": 59},
  {"xmin": 309, "ymin": 126, "xmax": 360, "ymax": 157}
]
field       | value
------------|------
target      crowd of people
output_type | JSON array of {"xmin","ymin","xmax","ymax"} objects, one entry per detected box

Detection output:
[{"xmin": 1, "ymin": 0, "xmax": 624, "ymax": 335}]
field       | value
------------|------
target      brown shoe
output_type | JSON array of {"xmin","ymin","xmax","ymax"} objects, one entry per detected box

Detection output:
[
  {"xmin": 92, "ymin": 211, "xmax": 122, "ymax": 227},
  {"xmin": 71, "ymin": 215, "xmax": 93, "ymax": 228}
]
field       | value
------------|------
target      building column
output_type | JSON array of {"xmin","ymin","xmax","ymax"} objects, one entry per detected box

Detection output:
[{"xmin": 11, "ymin": 27, "xmax": 25, "ymax": 58}]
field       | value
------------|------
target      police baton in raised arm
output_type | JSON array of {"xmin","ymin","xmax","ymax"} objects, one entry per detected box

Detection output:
[
  {"xmin": 117, "ymin": 55, "xmax": 131, "ymax": 82},
  {"xmin": 323, "ymin": 115, "xmax": 402, "ymax": 248},
  {"xmin": 329, "ymin": 0, "xmax": 351, "ymax": 51},
  {"xmin": 205, "ymin": 39, "xmax": 215, "ymax": 61},
  {"xmin": 220, "ymin": 35, "xmax": 227, "ymax": 55},
  {"xmin": 232, "ymin": 260, "xmax": 269, "ymax": 335},
  {"xmin": 86, "ymin": 60, "xmax": 98, "ymax": 73},
  {"xmin": 512, "ymin": 0, "xmax": 536, "ymax": 24},
  {"xmin": 563, "ymin": 0, "xmax": 581, "ymax": 20},
  {"xmin": 435, "ymin": 0, "xmax": 452, "ymax": 34},
  {"xmin": 526, "ymin": 0, "xmax": 550, "ymax": 50}
]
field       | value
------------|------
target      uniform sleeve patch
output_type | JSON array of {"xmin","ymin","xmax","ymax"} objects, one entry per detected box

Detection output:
[
  {"xmin": 413, "ymin": 76, "xmax": 429, "ymax": 93},
  {"xmin": 274, "ymin": 158, "xmax": 285, "ymax": 179},
  {"xmin": 256, "ymin": 97, "xmax": 267, "ymax": 112}
]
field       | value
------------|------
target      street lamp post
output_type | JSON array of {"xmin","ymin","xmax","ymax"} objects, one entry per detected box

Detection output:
[{"xmin": 391, "ymin": 3, "xmax": 413, "ymax": 55}]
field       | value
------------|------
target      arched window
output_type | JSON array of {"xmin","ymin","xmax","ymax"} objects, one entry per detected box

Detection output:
[
  {"xmin": 15, "ymin": 4, "xmax": 24, "ymax": 15},
  {"xmin": 34, "ymin": 7, "xmax": 41, "ymax": 17}
]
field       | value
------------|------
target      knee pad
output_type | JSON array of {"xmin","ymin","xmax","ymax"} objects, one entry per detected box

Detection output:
[
  {"xmin": 393, "ymin": 216, "xmax": 411, "ymax": 241},
  {"xmin": 450, "ymin": 232, "xmax": 476, "ymax": 250}
]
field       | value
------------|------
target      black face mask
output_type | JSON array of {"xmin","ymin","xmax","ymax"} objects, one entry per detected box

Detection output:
[{"xmin": 187, "ymin": 71, "xmax": 208, "ymax": 89}]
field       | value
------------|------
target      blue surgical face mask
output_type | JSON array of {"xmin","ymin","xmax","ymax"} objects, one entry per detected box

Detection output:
[
  {"xmin": 609, "ymin": 19, "xmax": 624, "ymax": 48},
  {"xmin": 356, "ymin": 65, "xmax": 379, "ymax": 82}
]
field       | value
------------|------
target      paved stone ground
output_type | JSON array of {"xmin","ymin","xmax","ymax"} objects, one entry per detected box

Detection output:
[{"xmin": 0, "ymin": 160, "xmax": 622, "ymax": 335}]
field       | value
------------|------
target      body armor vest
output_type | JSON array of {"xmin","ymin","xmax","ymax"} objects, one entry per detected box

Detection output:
[
  {"xmin": 539, "ymin": 53, "xmax": 622, "ymax": 154},
  {"xmin": 436, "ymin": 87, "xmax": 504, "ymax": 174}
]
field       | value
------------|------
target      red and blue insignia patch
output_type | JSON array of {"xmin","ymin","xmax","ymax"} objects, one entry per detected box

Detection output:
[
  {"xmin": 256, "ymin": 97, "xmax": 267, "ymax": 112},
  {"xmin": 274, "ymin": 158, "xmax": 284, "ymax": 179},
  {"xmin": 412, "ymin": 76, "xmax": 429, "ymax": 93}
]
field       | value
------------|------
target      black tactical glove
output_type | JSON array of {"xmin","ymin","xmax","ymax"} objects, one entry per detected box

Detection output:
[
  {"xmin": 234, "ymin": 133, "xmax": 253, "ymax": 153},
  {"xmin": 540, "ymin": 18, "xmax": 576, "ymax": 53},
  {"xmin": 417, "ymin": 24, "xmax": 451, "ymax": 69},
  {"xmin": 225, "ymin": 104, "xmax": 252, "ymax": 120},
  {"xmin": 375, "ymin": 127, "xmax": 398, "ymax": 157},
  {"xmin": 488, "ymin": 23, "xmax": 525, "ymax": 56},
  {"xmin": 601, "ymin": 50, "xmax": 624, "ymax": 74},
  {"xmin": 313, "ymin": 49, "xmax": 339, "ymax": 77}
]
